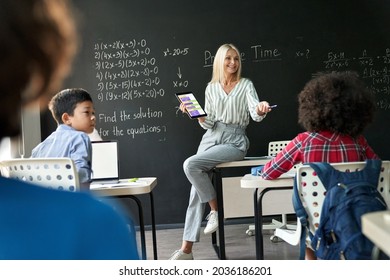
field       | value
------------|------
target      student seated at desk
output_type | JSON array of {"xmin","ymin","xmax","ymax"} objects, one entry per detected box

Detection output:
[
  {"xmin": 259, "ymin": 71, "xmax": 380, "ymax": 260},
  {"xmin": 0, "ymin": 0, "xmax": 138, "ymax": 259},
  {"xmin": 31, "ymin": 88, "xmax": 95, "ymax": 190}
]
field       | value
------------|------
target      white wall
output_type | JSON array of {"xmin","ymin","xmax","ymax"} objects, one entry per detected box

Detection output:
[{"xmin": 0, "ymin": 103, "xmax": 41, "ymax": 160}]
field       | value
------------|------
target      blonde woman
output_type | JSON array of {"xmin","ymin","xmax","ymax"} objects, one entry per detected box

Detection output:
[{"xmin": 170, "ymin": 43, "xmax": 273, "ymax": 260}]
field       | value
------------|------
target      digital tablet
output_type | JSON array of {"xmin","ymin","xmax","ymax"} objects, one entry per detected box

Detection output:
[{"xmin": 175, "ymin": 91, "xmax": 207, "ymax": 119}]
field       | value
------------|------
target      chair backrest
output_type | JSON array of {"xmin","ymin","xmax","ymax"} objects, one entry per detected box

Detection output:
[
  {"xmin": 268, "ymin": 140, "xmax": 301, "ymax": 173},
  {"xmin": 0, "ymin": 158, "xmax": 80, "ymax": 192},
  {"xmin": 268, "ymin": 140, "xmax": 290, "ymax": 157},
  {"xmin": 296, "ymin": 160, "xmax": 390, "ymax": 235}
]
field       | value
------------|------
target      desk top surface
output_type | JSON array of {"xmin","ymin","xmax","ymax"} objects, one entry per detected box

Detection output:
[
  {"xmin": 240, "ymin": 173, "xmax": 294, "ymax": 188},
  {"xmin": 216, "ymin": 157, "xmax": 272, "ymax": 168},
  {"xmin": 362, "ymin": 210, "xmax": 390, "ymax": 256},
  {"xmin": 90, "ymin": 177, "xmax": 157, "ymax": 196}
]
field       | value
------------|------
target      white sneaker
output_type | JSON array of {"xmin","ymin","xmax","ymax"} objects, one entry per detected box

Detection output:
[
  {"xmin": 168, "ymin": 250, "xmax": 194, "ymax": 260},
  {"xmin": 204, "ymin": 210, "xmax": 218, "ymax": 234}
]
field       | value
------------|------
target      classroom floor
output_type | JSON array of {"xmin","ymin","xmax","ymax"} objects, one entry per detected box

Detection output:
[{"xmin": 139, "ymin": 221, "xmax": 300, "ymax": 260}]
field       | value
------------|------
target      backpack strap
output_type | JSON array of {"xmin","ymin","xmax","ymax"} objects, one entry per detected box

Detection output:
[
  {"xmin": 309, "ymin": 159, "xmax": 382, "ymax": 191},
  {"xmin": 292, "ymin": 171, "xmax": 309, "ymax": 260}
]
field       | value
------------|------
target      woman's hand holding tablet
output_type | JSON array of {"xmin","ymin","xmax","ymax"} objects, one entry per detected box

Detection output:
[{"xmin": 175, "ymin": 91, "xmax": 207, "ymax": 119}]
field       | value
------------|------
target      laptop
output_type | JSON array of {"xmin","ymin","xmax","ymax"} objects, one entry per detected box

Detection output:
[{"xmin": 90, "ymin": 140, "xmax": 120, "ymax": 185}]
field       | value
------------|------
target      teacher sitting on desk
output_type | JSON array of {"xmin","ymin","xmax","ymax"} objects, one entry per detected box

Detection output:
[{"xmin": 169, "ymin": 43, "xmax": 273, "ymax": 260}]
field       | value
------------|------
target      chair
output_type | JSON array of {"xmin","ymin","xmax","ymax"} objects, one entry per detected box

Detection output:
[
  {"xmin": 0, "ymin": 157, "xmax": 159, "ymax": 259},
  {"xmin": 275, "ymin": 160, "xmax": 390, "ymax": 249},
  {"xmin": 0, "ymin": 157, "xmax": 79, "ymax": 192},
  {"xmin": 246, "ymin": 140, "xmax": 298, "ymax": 241}
]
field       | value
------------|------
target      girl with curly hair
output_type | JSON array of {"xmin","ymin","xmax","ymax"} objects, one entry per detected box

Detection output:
[{"xmin": 261, "ymin": 71, "xmax": 379, "ymax": 259}]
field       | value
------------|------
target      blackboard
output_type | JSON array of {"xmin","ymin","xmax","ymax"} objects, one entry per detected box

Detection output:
[{"xmin": 41, "ymin": 0, "xmax": 390, "ymax": 225}]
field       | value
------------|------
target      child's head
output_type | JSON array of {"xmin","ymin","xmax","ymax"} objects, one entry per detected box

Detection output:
[
  {"xmin": 0, "ymin": 0, "xmax": 77, "ymax": 139},
  {"xmin": 49, "ymin": 88, "xmax": 95, "ymax": 134},
  {"xmin": 298, "ymin": 71, "xmax": 375, "ymax": 137}
]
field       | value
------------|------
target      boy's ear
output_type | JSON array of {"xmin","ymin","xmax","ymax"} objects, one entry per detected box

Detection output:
[{"xmin": 62, "ymin": 113, "xmax": 71, "ymax": 125}]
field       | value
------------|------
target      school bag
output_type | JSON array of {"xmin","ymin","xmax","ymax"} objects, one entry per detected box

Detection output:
[{"xmin": 293, "ymin": 159, "xmax": 387, "ymax": 260}]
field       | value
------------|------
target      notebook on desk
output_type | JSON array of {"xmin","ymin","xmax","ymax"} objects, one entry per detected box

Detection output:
[{"xmin": 90, "ymin": 140, "xmax": 120, "ymax": 184}]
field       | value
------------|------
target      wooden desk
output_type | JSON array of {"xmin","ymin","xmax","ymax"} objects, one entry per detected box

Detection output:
[
  {"xmin": 90, "ymin": 177, "xmax": 157, "ymax": 260},
  {"xmin": 212, "ymin": 158, "xmax": 270, "ymax": 259},
  {"xmin": 241, "ymin": 174, "xmax": 294, "ymax": 259},
  {"xmin": 362, "ymin": 210, "xmax": 390, "ymax": 258}
]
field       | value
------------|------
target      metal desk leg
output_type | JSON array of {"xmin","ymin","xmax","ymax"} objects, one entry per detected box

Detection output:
[
  {"xmin": 128, "ymin": 195, "xmax": 147, "ymax": 260},
  {"xmin": 149, "ymin": 192, "xmax": 158, "ymax": 260},
  {"xmin": 254, "ymin": 187, "xmax": 293, "ymax": 260},
  {"xmin": 211, "ymin": 167, "xmax": 226, "ymax": 260},
  {"xmin": 253, "ymin": 188, "xmax": 263, "ymax": 260},
  {"xmin": 107, "ymin": 194, "xmax": 157, "ymax": 260}
]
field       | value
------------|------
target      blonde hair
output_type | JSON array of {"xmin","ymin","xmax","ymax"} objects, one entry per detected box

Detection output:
[{"xmin": 210, "ymin": 43, "xmax": 242, "ymax": 84}]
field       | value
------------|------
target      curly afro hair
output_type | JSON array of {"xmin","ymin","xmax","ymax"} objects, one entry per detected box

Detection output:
[{"xmin": 298, "ymin": 71, "xmax": 376, "ymax": 137}]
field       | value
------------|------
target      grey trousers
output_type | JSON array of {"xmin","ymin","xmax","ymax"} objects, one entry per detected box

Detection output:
[{"xmin": 182, "ymin": 122, "xmax": 248, "ymax": 242}]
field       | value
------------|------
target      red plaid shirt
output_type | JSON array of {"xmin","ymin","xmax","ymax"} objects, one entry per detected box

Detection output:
[{"xmin": 261, "ymin": 131, "xmax": 379, "ymax": 179}]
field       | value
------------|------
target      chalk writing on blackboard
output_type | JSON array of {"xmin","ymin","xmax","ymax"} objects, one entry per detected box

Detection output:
[
  {"xmin": 93, "ymin": 39, "xmax": 168, "ymax": 141},
  {"xmin": 94, "ymin": 39, "xmax": 165, "ymax": 103},
  {"xmin": 322, "ymin": 49, "xmax": 390, "ymax": 110},
  {"xmin": 251, "ymin": 44, "xmax": 282, "ymax": 62},
  {"xmin": 93, "ymin": 38, "xmax": 390, "ymax": 143},
  {"xmin": 172, "ymin": 67, "xmax": 189, "ymax": 88},
  {"xmin": 163, "ymin": 47, "xmax": 189, "ymax": 57},
  {"xmin": 295, "ymin": 49, "xmax": 310, "ymax": 59}
]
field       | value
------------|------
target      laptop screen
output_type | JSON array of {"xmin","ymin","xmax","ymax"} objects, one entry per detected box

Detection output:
[{"xmin": 91, "ymin": 140, "xmax": 119, "ymax": 181}]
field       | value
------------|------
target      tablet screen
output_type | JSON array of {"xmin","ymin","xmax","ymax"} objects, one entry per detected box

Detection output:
[{"xmin": 175, "ymin": 92, "xmax": 207, "ymax": 119}]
